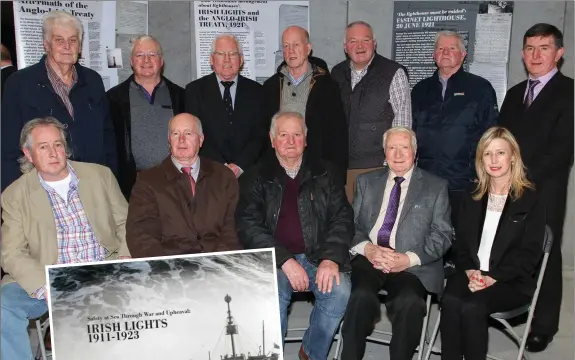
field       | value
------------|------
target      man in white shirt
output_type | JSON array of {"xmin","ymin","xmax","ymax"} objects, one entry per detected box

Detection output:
[{"xmin": 340, "ymin": 126, "xmax": 452, "ymax": 360}]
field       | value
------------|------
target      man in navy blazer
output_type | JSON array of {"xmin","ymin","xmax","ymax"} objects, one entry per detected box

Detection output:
[
  {"xmin": 499, "ymin": 23, "xmax": 574, "ymax": 352},
  {"xmin": 185, "ymin": 34, "xmax": 267, "ymax": 177},
  {"xmin": 1, "ymin": 11, "xmax": 116, "ymax": 192}
]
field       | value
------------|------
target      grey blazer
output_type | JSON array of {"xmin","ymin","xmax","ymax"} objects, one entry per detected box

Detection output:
[{"xmin": 352, "ymin": 166, "xmax": 453, "ymax": 294}]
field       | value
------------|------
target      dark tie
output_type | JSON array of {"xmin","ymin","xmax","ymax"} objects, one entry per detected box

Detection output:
[
  {"xmin": 181, "ymin": 166, "xmax": 196, "ymax": 196},
  {"xmin": 221, "ymin": 81, "xmax": 234, "ymax": 117},
  {"xmin": 377, "ymin": 176, "xmax": 405, "ymax": 247},
  {"xmin": 524, "ymin": 79, "xmax": 540, "ymax": 108}
]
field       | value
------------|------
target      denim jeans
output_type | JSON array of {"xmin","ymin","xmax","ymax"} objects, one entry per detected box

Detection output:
[
  {"xmin": 277, "ymin": 254, "xmax": 351, "ymax": 360},
  {"xmin": 1, "ymin": 282, "xmax": 48, "ymax": 360}
]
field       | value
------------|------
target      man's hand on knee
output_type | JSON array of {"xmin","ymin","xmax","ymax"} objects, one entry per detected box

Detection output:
[
  {"xmin": 316, "ymin": 259, "xmax": 340, "ymax": 294},
  {"xmin": 281, "ymin": 258, "xmax": 309, "ymax": 292}
]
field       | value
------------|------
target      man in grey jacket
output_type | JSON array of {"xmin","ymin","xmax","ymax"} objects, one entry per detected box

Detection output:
[{"xmin": 340, "ymin": 126, "xmax": 452, "ymax": 360}]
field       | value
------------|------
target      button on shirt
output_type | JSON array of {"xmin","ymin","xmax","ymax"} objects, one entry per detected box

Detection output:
[
  {"xmin": 172, "ymin": 156, "xmax": 200, "ymax": 182},
  {"xmin": 523, "ymin": 67, "xmax": 558, "ymax": 102},
  {"xmin": 351, "ymin": 167, "xmax": 421, "ymax": 267},
  {"xmin": 216, "ymin": 74, "xmax": 238, "ymax": 109}
]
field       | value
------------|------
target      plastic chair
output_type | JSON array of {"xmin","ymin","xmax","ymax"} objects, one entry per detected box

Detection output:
[
  {"xmin": 423, "ymin": 225, "xmax": 553, "ymax": 360},
  {"xmin": 332, "ymin": 289, "xmax": 433, "ymax": 360}
]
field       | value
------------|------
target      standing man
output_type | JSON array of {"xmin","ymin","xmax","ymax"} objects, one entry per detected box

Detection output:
[
  {"xmin": 263, "ymin": 26, "xmax": 348, "ymax": 182},
  {"xmin": 1, "ymin": 43, "xmax": 16, "ymax": 94},
  {"xmin": 412, "ymin": 30, "xmax": 498, "ymax": 227},
  {"xmin": 126, "ymin": 113, "xmax": 241, "ymax": 258},
  {"xmin": 331, "ymin": 21, "xmax": 412, "ymax": 202},
  {"xmin": 107, "ymin": 35, "xmax": 185, "ymax": 200},
  {"xmin": 499, "ymin": 23, "xmax": 573, "ymax": 352},
  {"xmin": 1, "ymin": 11, "xmax": 117, "ymax": 192},
  {"xmin": 186, "ymin": 34, "xmax": 267, "ymax": 177},
  {"xmin": 341, "ymin": 127, "xmax": 452, "ymax": 360},
  {"xmin": 236, "ymin": 111, "xmax": 353, "ymax": 360},
  {"xmin": 1, "ymin": 117, "xmax": 130, "ymax": 360}
]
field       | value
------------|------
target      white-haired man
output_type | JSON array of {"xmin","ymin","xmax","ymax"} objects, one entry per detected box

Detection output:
[
  {"xmin": 107, "ymin": 35, "xmax": 186, "ymax": 200},
  {"xmin": 2, "ymin": 10, "xmax": 117, "ymax": 192},
  {"xmin": 1, "ymin": 117, "xmax": 130, "ymax": 360},
  {"xmin": 341, "ymin": 126, "xmax": 452, "ymax": 360},
  {"xmin": 185, "ymin": 34, "xmax": 267, "ymax": 178}
]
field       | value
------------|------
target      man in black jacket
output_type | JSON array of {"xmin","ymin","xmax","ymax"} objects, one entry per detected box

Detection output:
[
  {"xmin": 499, "ymin": 23, "xmax": 573, "ymax": 352},
  {"xmin": 236, "ymin": 111, "xmax": 353, "ymax": 360},
  {"xmin": 412, "ymin": 30, "xmax": 498, "ymax": 228},
  {"xmin": 186, "ymin": 34, "xmax": 267, "ymax": 178},
  {"xmin": 107, "ymin": 35, "xmax": 185, "ymax": 200},
  {"xmin": 1, "ymin": 43, "xmax": 16, "ymax": 95},
  {"xmin": 263, "ymin": 26, "xmax": 348, "ymax": 183}
]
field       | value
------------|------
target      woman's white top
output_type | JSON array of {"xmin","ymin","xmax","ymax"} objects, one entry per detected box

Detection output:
[{"xmin": 477, "ymin": 193, "xmax": 508, "ymax": 271}]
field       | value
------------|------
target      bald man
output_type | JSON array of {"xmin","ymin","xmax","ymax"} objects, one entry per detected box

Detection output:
[
  {"xmin": 126, "ymin": 113, "xmax": 242, "ymax": 258},
  {"xmin": 263, "ymin": 26, "xmax": 348, "ymax": 183}
]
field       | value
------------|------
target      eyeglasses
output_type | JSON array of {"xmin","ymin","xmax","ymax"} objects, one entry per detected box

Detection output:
[
  {"xmin": 133, "ymin": 52, "xmax": 161, "ymax": 59},
  {"xmin": 212, "ymin": 51, "xmax": 240, "ymax": 59}
]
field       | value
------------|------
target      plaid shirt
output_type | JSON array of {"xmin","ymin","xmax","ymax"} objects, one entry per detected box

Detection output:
[
  {"xmin": 33, "ymin": 164, "xmax": 108, "ymax": 299},
  {"xmin": 350, "ymin": 58, "xmax": 412, "ymax": 129},
  {"xmin": 45, "ymin": 60, "xmax": 78, "ymax": 119}
]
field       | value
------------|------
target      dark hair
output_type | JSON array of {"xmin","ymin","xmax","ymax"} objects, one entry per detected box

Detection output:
[{"xmin": 523, "ymin": 23, "xmax": 563, "ymax": 48}]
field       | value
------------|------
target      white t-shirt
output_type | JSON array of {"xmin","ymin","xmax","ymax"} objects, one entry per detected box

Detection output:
[{"xmin": 44, "ymin": 174, "xmax": 72, "ymax": 204}]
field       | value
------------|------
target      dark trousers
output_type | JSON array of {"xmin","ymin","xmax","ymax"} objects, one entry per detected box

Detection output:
[
  {"xmin": 341, "ymin": 256, "xmax": 427, "ymax": 360},
  {"xmin": 440, "ymin": 272, "xmax": 531, "ymax": 360}
]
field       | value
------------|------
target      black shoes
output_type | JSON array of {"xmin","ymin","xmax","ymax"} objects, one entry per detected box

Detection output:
[{"xmin": 525, "ymin": 333, "xmax": 553, "ymax": 353}]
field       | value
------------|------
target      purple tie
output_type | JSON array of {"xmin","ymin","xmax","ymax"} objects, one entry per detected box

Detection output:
[
  {"xmin": 377, "ymin": 176, "xmax": 405, "ymax": 247},
  {"xmin": 524, "ymin": 79, "xmax": 540, "ymax": 108}
]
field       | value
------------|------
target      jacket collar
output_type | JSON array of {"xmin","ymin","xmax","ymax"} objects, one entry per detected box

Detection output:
[
  {"xmin": 161, "ymin": 155, "xmax": 215, "ymax": 183},
  {"xmin": 260, "ymin": 150, "xmax": 327, "ymax": 183},
  {"xmin": 38, "ymin": 54, "xmax": 88, "ymax": 88},
  {"xmin": 434, "ymin": 65, "xmax": 466, "ymax": 84}
]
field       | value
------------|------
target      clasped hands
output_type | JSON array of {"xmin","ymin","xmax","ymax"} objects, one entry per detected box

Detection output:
[
  {"xmin": 365, "ymin": 243, "xmax": 410, "ymax": 273},
  {"xmin": 465, "ymin": 269, "xmax": 497, "ymax": 292},
  {"xmin": 281, "ymin": 258, "xmax": 340, "ymax": 294}
]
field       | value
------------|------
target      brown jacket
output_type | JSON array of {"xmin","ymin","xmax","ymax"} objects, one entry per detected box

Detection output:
[
  {"xmin": 126, "ymin": 156, "xmax": 242, "ymax": 257},
  {"xmin": 1, "ymin": 161, "xmax": 129, "ymax": 295}
]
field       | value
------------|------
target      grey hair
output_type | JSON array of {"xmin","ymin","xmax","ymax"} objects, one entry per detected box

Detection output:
[
  {"xmin": 42, "ymin": 11, "xmax": 83, "ymax": 43},
  {"xmin": 18, "ymin": 117, "xmax": 71, "ymax": 174},
  {"xmin": 210, "ymin": 33, "xmax": 243, "ymax": 55},
  {"xmin": 269, "ymin": 111, "xmax": 308, "ymax": 137},
  {"xmin": 168, "ymin": 114, "xmax": 203, "ymax": 136},
  {"xmin": 382, "ymin": 126, "xmax": 418, "ymax": 152},
  {"xmin": 130, "ymin": 34, "xmax": 163, "ymax": 56},
  {"xmin": 344, "ymin": 21, "xmax": 375, "ymax": 43},
  {"xmin": 434, "ymin": 30, "xmax": 466, "ymax": 51}
]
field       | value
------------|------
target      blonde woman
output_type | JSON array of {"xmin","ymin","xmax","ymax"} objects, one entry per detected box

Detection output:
[{"xmin": 440, "ymin": 126, "xmax": 545, "ymax": 360}]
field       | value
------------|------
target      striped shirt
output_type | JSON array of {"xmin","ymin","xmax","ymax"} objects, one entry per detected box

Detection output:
[{"xmin": 45, "ymin": 60, "xmax": 78, "ymax": 119}]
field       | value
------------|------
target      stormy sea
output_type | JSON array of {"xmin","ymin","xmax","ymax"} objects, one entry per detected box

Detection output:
[{"xmin": 47, "ymin": 249, "xmax": 283, "ymax": 360}]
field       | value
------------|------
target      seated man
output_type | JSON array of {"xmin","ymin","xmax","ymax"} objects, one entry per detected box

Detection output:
[
  {"xmin": 236, "ymin": 111, "xmax": 353, "ymax": 360},
  {"xmin": 1, "ymin": 117, "xmax": 130, "ymax": 360},
  {"xmin": 127, "ymin": 113, "xmax": 241, "ymax": 257},
  {"xmin": 341, "ymin": 126, "xmax": 452, "ymax": 360}
]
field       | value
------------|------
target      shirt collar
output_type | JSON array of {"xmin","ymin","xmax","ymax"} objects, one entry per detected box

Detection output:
[
  {"xmin": 171, "ymin": 156, "xmax": 200, "ymax": 174},
  {"xmin": 215, "ymin": 74, "xmax": 239, "ymax": 85},
  {"xmin": 350, "ymin": 54, "xmax": 375, "ymax": 73},
  {"xmin": 38, "ymin": 162, "xmax": 78, "ymax": 190},
  {"xmin": 528, "ymin": 67, "xmax": 558, "ymax": 84},
  {"xmin": 1, "ymin": 64, "xmax": 13, "ymax": 70},
  {"xmin": 388, "ymin": 166, "xmax": 414, "ymax": 183},
  {"xmin": 45, "ymin": 59, "xmax": 78, "ymax": 88}
]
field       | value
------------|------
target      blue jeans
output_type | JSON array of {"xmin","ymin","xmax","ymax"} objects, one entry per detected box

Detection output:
[
  {"xmin": 278, "ymin": 254, "xmax": 351, "ymax": 360},
  {"xmin": 1, "ymin": 282, "xmax": 48, "ymax": 360}
]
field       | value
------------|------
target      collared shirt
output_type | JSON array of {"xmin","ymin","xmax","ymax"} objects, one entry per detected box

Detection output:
[
  {"xmin": 216, "ymin": 74, "xmax": 239, "ymax": 108},
  {"xmin": 45, "ymin": 60, "xmax": 78, "ymax": 118},
  {"xmin": 172, "ymin": 156, "xmax": 200, "ymax": 182},
  {"xmin": 349, "ymin": 58, "xmax": 412, "ymax": 129},
  {"xmin": 132, "ymin": 78, "xmax": 164, "ymax": 104},
  {"xmin": 33, "ymin": 163, "xmax": 108, "ymax": 299},
  {"xmin": 523, "ymin": 67, "xmax": 558, "ymax": 102},
  {"xmin": 351, "ymin": 166, "xmax": 421, "ymax": 267},
  {"xmin": 286, "ymin": 63, "xmax": 313, "ymax": 87},
  {"xmin": 439, "ymin": 76, "xmax": 449, "ymax": 99},
  {"xmin": 278, "ymin": 156, "xmax": 303, "ymax": 179}
]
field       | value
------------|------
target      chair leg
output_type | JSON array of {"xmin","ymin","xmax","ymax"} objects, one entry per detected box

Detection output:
[
  {"xmin": 424, "ymin": 311, "xmax": 441, "ymax": 360},
  {"xmin": 332, "ymin": 321, "xmax": 344, "ymax": 360},
  {"xmin": 417, "ymin": 295, "xmax": 432, "ymax": 360},
  {"xmin": 35, "ymin": 320, "xmax": 48, "ymax": 360}
]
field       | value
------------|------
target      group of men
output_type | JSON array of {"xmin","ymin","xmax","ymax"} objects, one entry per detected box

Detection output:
[{"xmin": 0, "ymin": 9, "xmax": 572, "ymax": 360}]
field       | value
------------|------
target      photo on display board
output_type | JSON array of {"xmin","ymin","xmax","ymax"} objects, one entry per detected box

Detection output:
[
  {"xmin": 45, "ymin": 249, "xmax": 283, "ymax": 360},
  {"xmin": 106, "ymin": 48, "xmax": 123, "ymax": 69}
]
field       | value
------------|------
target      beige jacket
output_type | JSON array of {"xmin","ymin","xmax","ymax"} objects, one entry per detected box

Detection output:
[{"xmin": 1, "ymin": 161, "xmax": 130, "ymax": 295}]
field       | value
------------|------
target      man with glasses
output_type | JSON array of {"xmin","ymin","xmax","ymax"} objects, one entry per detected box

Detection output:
[
  {"xmin": 107, "ymin": 35, "xmax": 185, "ymax": 200},
  {"xmin": 185, "ymin": 34, "xmax": 267, "ymax": 178}
]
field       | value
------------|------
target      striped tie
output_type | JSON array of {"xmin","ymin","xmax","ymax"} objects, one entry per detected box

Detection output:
[{"xmin": 524, "ymin": 79, "xmax": 540, "ymax": 108}]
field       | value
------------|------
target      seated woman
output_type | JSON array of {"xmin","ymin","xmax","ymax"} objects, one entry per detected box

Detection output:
[{"xmin": 440, "ymin": 126, "xmax": 545, "ymax": 360}]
